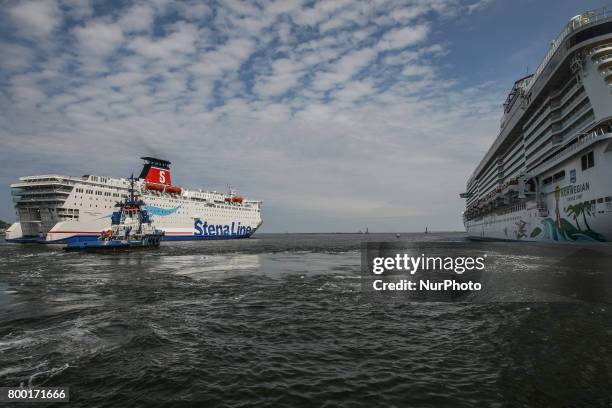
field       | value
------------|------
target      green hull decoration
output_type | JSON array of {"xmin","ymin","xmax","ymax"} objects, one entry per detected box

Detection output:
[
  {"xmin": 530, "ymin": 227, "xmax": 542, "ymax": 238},
  {"xmin": 538, "ymin": 218, "xmax": 607, "ymax": 242},
  {"xmin": 528, "ymin": 199, "xmax": 608, "ymax": 242}
]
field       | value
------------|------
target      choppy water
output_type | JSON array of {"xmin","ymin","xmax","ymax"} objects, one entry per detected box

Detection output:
[{"xmin": 1, "ymin": 233, "xmax": 611, "ymax": 407}]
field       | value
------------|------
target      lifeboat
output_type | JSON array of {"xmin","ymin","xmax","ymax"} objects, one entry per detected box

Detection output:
[
  {"xmin": 145, "ymin": 182, "xmax": 182, "ymax": 194},
  {"xmin": 224, "ymin": 197, "xmax": 232, "ymax": 202},
  {"xmin": 231, "ymin": 196, "xmax": 243, "ymax": 203},
  {"xmin": 166, "ymin": 185, "xmax": 182, "ymax": 194},
  {"xmin": 145, "ymin": 182, "xmax": 165, "ymax": 191}
]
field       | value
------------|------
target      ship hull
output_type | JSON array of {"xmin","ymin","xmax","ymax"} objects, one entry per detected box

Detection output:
[
  {"xmin": 465, "ymin": 137, "xmax": 612, "ymax": 242},
  {"xmin": 7, "ymin": 218, "xmax": 262, "ymax": 244},
  {"xmin": 8, "ymin": 157, "xmax": 262, "ymax": 245},
  {"xmin": 466, "ymin": 209, "xmax": 612, "ymax": 242},
  {"xmin": 6, "ymin": 223, "xmax": 260, "ymax": 244},
  {"xmin": 7, "ymin": 187, "xmax": 262, "ymax": 244}
]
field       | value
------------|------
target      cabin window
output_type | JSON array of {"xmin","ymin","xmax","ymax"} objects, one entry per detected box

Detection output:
[
  {"xmin": 553, "ymin": 171, "xmax": 565, "ymax": 181},
  {"xmin": 581, "ymin": 151, "xmax": 594, "ymax": 170},
  {"xmin": 598, "ymin": 198, "xmax": 604, "ymax": 204},
  {"xmin": 543, "ymin": 176, "xmax": 553, "ymax": 185}
]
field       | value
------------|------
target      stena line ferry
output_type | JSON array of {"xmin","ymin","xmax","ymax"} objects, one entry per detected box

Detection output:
[
  {"xmin": 5, "ymin": 157, "xmax": 262, "ymax": 244},
  {"xmin": 461, "ymin": 6, "xmax": 612, "ymax": 242}
]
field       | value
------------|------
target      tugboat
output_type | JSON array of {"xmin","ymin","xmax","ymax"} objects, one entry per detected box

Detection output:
[{"xmin": 64, "ymin": 175, "xmax": 164, "ymax": 252}]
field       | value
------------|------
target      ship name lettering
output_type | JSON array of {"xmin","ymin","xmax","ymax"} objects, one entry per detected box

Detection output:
[
  {"xmin": 560, "ymin": 182, "xmax": 589, "ymax": 197},
  {"xmin": 194, "ymin": 220, "xmax": 252, "ymax": 237}
]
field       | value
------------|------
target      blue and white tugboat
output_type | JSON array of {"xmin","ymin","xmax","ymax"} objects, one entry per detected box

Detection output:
[{"xmin": 64, "ymin": 176, "xmax": 164, "ymax": 252}]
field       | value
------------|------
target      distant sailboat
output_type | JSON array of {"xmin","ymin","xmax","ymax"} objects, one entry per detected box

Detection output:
[{"xmin": 425, "ymin": 226, "xmax": 428, "ymax": 234}]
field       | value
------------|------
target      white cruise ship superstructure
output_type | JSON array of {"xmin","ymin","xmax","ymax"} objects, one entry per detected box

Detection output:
[
  {"xmin": 461, "ymin": 7, "xmax": 612, "ymax": 242},
  {"xmin": 6, "ymin": 157, "xmax": 262, "ymax": 243}
]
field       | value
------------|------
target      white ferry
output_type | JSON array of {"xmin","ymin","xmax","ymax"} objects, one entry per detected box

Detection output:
[
  {"xmin": 6, "ymin": 157, "xmax": 262, "ymax": 243},
  {"xmin": 461, "ymin": 7, "xmax": 612, "ymax": 242}
]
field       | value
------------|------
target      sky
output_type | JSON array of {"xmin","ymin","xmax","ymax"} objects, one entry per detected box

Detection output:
[{"xmin": 0, "ymin": 0, "xmax": 606, "ymax": 232}]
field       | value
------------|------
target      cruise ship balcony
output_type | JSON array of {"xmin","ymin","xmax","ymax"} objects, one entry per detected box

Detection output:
[
  {"xmin": 590, "ymin": 44, "xmax": 612, "ymax": 60},
  {"xmin": 528, "ymin": 129, "xmax": 612, "ymax": 176},
  {"xmin": 597, "ymin": 56, "xmax": 612, "ymax": 72}
]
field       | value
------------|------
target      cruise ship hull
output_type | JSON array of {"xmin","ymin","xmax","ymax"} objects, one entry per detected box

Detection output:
[
  {"xmin": 466, "ymin": 206, "xmax": 612, "ymax": 242},
  {"xmin": 466, "ymin": 135, "xmax": 612, "ymax": 242}
]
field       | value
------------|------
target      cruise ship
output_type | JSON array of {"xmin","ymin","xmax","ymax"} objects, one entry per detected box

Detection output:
[
  {"xmin": 5, "ymin": 157, "xmax": 262, "ymax": 243},
  {"xmin": 461, "ymin": 7, "xmax": 612, "ymax": 242}
]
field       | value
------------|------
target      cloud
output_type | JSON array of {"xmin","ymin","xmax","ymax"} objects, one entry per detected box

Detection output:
[
  {"xmin": 310, "ymin": 47, "xmax": 377, "ymax": 91},
  {"xmin": 61, "ymin": 0, "xmax": 94, "ymax": 20},
  {"xmin": 0, "ymin": 43, "xmax": 34, "ymax": 71},
  {"xmin": 402, "ymin": 64, "xmax": 434, "ymax": 78},
  {"xmin": 191, "ymin": 37, "xmax": 255, "ymax": 77},
  {"xmin": 8, "ymin": 0, "xmax": 61, "ymax": 38},
  {"xmin": 118, "ymin": 3, "xmax": 155, "ymax": 33},
  {"xmin": 467, "ymin": 0, "xmax": 497, "ymax": 14},
  {"xmin": 378, "ymin": 24, "xmax": 430, "ymax": 50},
  {"xmin": 254, "ymin": 58, "xmax": 304, "ymax": 98},
  {"xmin": 127, "ymin": 22, "xmax": 198, "ymax": 60},
  {"xmin": 73, "ymin": 20, "xmax": 124, "ymax": 57}
]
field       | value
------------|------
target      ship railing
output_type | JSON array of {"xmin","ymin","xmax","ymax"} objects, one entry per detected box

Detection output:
[
  {"xmin": 11, "ymin": 187, "xmax": 71, "ymax": 196},
  {"xmin": 526, "ymin": 5, "xmax": 612, "ymax": 94},
  {"xmin": 18, "ymin": 174, "xmax": 72, "ymax": 181},
  {"xmin": 529, "ymin": 129, "xmax": 611, "ymax": 176},
  {"xmin": 10, "ymin": 180, "xmax": 77, "ymax": 189},
  {"xmin": 15, "ymin": 175, "xmax": 129, "ymax": 188}
]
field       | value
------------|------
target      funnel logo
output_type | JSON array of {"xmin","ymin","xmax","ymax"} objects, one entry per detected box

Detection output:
[{"xmin": 145, "ymin": 166, "xmax": 171, "ymax": 185}]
